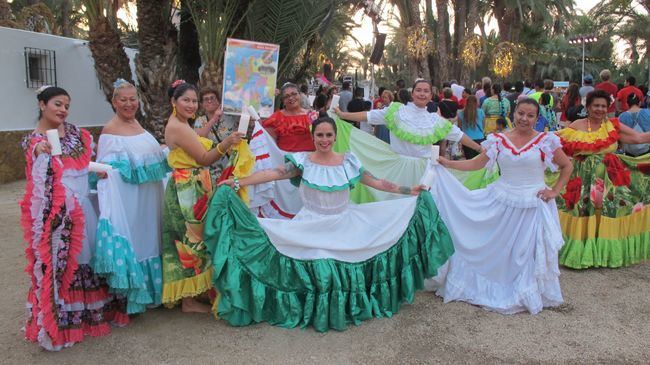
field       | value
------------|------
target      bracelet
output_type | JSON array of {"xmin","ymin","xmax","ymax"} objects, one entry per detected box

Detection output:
[
  {"xmin": 233, "ymin": 176, "xmax": 241, "ymax": 192},
  {"xmin": 216, "ymin": 143, "xmax": 226, "ymax": 155}
]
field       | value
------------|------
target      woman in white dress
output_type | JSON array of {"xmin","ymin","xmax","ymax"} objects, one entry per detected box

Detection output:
[
  {"xmin": 428, "ymin": 98, "xmax": 573, "ymax": 314},
  {"xmin": 93, "ymin": 79, "xmax": 170, "ymax": 314},
  {"xmin": 204, "ymin": 117, "xmax": 455, "ymax": 331},
  {"xmin": 332, "ymin": 79, "xmax": 486, "ymax": 202}
]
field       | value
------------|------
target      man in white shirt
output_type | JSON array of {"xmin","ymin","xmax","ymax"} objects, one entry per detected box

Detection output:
[{"xmin": 450, "ymin": 79, "xmax": 464, "ymax": 100}]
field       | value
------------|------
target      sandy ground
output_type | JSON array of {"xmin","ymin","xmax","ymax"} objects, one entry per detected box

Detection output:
[{"xmin": 1, "ymin": 179, "xmax": 649, "ymax": 365}]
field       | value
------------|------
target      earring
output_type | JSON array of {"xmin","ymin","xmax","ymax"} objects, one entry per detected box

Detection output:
[
  {"xmin": 172, "ymin": 105, "xmax": 176, "ymax": 117},
  {"xmin": 191, "ymin": 113, "xmax": 196, "ymax": 119}
]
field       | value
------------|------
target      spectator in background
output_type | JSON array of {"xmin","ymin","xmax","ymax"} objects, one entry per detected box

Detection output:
[
  {"xmin": 374, "ymin": 90, "xmax": 393, "ymax": 143},
  {"xmin": 579, "ymin": 75, "xmax": 595, "ymax": 98},
  {"xmin": 639, "ymin": 85, "xmax": 649, "ymax": 108},
  {"xmin": 506, "ymin": 81, "xmax": 524, "ymax": 120},
  {"xmin": 595, "ymin": 69, "xmax": 618, "ymax": 117},
  {"xmin": 502, "ymin": 82, "xmax": 512, "ymax": 98},
  {"xmin": 476, "ymin": 77, "xmax": 491, "ymax": 100},
  {"xmin": 528, "ymin": 79, "xmax": 545, "ymax": 103},
  {"xmin": 457, "ymin": 95, "xmax": 484, "ymax": 159},
  {"xmin": 395, "ymin": 79, "xmax": 406, "ymax": 94},
  {"xmin": 348, "ymin": 87, "xmax": 371, "ymax": 132},
  {"xmin": 618, "ymin": 93, "xmax": 650, "ymax": 156},
  {"xmin": 536, "ymin": 93, "xmax": 559, "ymax": 131},
  {"xmin": 427, "ymin": 86, "xmax": 439, "ymax": 113},
  {"xmin": 299, "ymin": 84, "xmax": 311, "ymax": 109},
  {"xmin": 616, "ymin": 76, "xmax": 645, "ymax": 113},
  {"xmin": 313, "ymin": 93, "xmax": 328, "ymax": 114},
  {"xmin": 398, "ymin": 88, "xmax": 411, "ymax": 104},
  {"xmin": 482, "ymin": 83, "xmax": 511, "ymax": 134},
  {"xmin": 523, "ymin": 79, "xmax": 533, "ymax": 95},
  {"xmin": 560, "ymin": 83, "xmax": 581, "ymax": 123},
  {"xmin": 438, "ymin": 87, "xmax": 459, "ymax": 119},
  {"xmin": 373, "ymin": 86, "xmax": 386, "ymax": 109},
  {"xmin": 458, "ymin": 88, "xmax": 471, "ymax": 109},
  {"xmin": 450, "ymin": 79, "xmax": 464, "ymax": 100},
  {"xmin": 325, "ymin": 85, "xmax": 338, "ymax": 109},
  {"xmin": 338, "ymin": 81, "xmax": 353, "ymax": 112},
  {"xmin": 543, "ymin": 79, "xmax": 559, "ymax": 111}
]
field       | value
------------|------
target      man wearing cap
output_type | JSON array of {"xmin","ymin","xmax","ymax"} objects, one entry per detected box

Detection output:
[
  {"xmin": 579, "ymin": 75, "xmax": 595, "ymax": 98},
  {"xmin": 595, "ymin": 69, "xmax": 618, "ymax": 117}
]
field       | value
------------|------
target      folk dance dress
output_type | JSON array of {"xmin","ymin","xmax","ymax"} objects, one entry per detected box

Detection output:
[
  {"xmin": 429, "ymin": 132, "xmax": 565, "ymax": 314},
  {"xmin": 332, "ymin": 102, "xmax": 495, "ymax": 203},
  {"xmin": 203, "ymin": 152, "xmax": 454, "ymax": 332},
  {"xmin": 161, "ymin": 137, "xmax": 215, "ymax": 306},
  {"xmin": 248, "ymin": 111, "xmax": 317, "ymax": 218},
  {"xmin": 20, "ymin": 123, "xmax": 128, "ymax": 351},
  {"xmin": 553, "ymin": 118, "xmax": 650, "ymax": 268},
  {"xmin": 93, "ymin": 132, "xmax": 170, "ymax": 313}
]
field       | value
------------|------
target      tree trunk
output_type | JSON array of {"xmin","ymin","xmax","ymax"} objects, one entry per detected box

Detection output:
[
  {"xmin": 435, "ymin": 0, "xmax": 450, "ymax": 83},
  {"xmin": 492, "ymin": 0, "xmax": 521, "ymax": 43},
  {"xmin": 86, "ymin": 10, "xmax": 133, "ymax": 104},
  {"xmin": 459, "ymin": 0, "xmax": 479, "ymax": 86},
  {"xmin": 178, "ymin": 1, "xmax": 200, "ymax": 85},
  {"xmin": 136, "ymin": 0, "xmax": 178, "ymax": 141},
  {"xmin": 452, "ymin": 0, "xmax": 466, "ymax": 81},
  {"xmin": 60, "ymin": 0, "xmax": 72, "ymax": 37}
]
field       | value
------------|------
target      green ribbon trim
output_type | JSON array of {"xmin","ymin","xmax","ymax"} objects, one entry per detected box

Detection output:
[
  {"xmin": 204, "ymin": 186, "xmax": 454, "ymax": 332},
  {"xmin": 559, "ymin": 232, "xmax": 650, "ymax": 269},
  {"xmin": 384, "ymin": 102, "xmax": 453, "ymax": 145},
  {"xmin": 106, "ymin": 159, "xmax": 171, "ymax": 185},
  {"xmin": 284, "ymin": 154, "xmax": 365, "ymax": 192}
]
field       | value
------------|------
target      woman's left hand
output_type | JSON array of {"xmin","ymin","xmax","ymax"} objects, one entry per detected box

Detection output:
[
  {"xmin": 218, "ymin": 178, "xmax": 235, "ymax": 188},
  {"xmin": 410, "ymin": 184, "xmax": 427, "ymax": 195},
  {"xmin": 537, "ymin": 188, "xmax": 558, "ymax": 202}
]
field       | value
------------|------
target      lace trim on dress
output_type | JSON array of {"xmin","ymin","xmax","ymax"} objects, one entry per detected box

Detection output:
[
  {"xmin": 384, "ymin": 102, "xmax": 453, "ymax": 145},
  {"xmin": 285, "ymin": 152, "xmax": 365, "ymax": 192}
]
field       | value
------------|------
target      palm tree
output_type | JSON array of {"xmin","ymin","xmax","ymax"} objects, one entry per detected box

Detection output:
[
  {"xmin": 82, "ymin": 0, "xmax": 133, "ymax": 104},
  {"xmin": 391, "ymin": 0, "xmax": 430, "ymax": 80},
  {"xmin": 135, "ymin": 0, "xmax": 177, "ymax": 140}
]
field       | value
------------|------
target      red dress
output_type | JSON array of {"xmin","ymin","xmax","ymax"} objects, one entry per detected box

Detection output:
[{"xmin": 262, "ymin": 110, "xmax": 318, "ymax": 152}]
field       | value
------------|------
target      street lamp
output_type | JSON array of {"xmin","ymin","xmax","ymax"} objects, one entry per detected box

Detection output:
[{"xmin": 568, "ymin": 34, "xmax": 598, "ymax": 83}]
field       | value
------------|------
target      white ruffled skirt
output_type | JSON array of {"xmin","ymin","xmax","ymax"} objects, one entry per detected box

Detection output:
[{"xmin": 426, "ymin": 165, "xmax": 564, "ymax": 314}]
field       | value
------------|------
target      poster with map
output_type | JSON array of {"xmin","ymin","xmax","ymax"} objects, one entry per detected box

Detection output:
[{"xmin": 222, "ymin": 38, "xmax": 279, "ymax": 118}]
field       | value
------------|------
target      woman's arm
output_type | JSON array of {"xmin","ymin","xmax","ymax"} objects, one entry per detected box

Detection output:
[
  {"xmin": 167, "ymin": 121, "xmax": 240, "ymax": 166},
  {"xmin": 617, "ymin": 122, "xmax": 650, "ymax": 144},
  {"xmin": 221, "ymin": 162, "xmax": 301, "ymax": 188},
  {"xmin": 360, "ymin": 171, "xmax": 424, "ymax": 195},
  {"xmin": 195, "ymin": 111, "xmax": 221, "ymax": 138},
  {"xmin": 438, "ymin": 153, "xmax": 489, "ymax": 171},
  {"xmin": 333, "ymin": 107, "xmax": 369, "ymax": 122},
  {"xmin": 537, "ymin": 148, "xmax": 573, "ymax": 201},
  {"xmin": 459, "ymin": 134, "xmax": 482, "ymax": 152}
]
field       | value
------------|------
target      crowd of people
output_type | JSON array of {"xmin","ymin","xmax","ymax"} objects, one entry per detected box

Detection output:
[{"xmin": 19, "ymin": 69, "xmax": 650, "ymax": 351}]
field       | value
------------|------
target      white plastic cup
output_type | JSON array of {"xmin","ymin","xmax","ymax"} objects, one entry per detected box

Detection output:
[
  {"xmin": 431, "ymin": 145, "xmax": 440, "ymax": 165},
  {"xmin": 45, "ymin": 129, "xmax": 62, "ymax": 156},
  {"xmin": 238, "ymin": 113, "xmax": 250, "ymax": 134},
  {"xmin": 246, "ymin": 105, "xmax": 260, "ymax": 121},
  {"xmin": 308, "ymin": 95, "xmax": 316, "ymax": 106},
  {"xmin": 329, "ymin": 94, "xmax": 340, "ymax": 111},
  {"xmin": 89, "ymin": 161, "xmax": 113, "ymax": 173}
]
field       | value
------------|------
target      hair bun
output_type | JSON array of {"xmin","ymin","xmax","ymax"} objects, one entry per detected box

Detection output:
[{"xmin": 35, "ymin": 85, "xmax": 53, "ymax": 96}]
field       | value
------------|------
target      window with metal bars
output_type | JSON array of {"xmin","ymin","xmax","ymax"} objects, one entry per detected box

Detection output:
[{"xmin": 24, "ymin": 47, "xmax": 57, "ymax": 88}]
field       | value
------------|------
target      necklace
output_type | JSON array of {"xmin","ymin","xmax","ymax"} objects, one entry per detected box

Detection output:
[{"xmin": 587, "ymin": 119, "xmax": 592, "ymax": 132}]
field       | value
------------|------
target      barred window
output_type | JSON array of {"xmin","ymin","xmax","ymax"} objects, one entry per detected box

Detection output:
[{"xmin": 24, "ymin": 47, "xmax": 57, "ymax": 88}]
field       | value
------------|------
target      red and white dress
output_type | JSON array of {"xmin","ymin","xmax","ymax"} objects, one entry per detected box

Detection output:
[
  {"xmin": 428, "ymin": 132, "xmax": 565, "ymax": 314},
  {"xmin": 248, "ymin": 111, "xmax": 318, "ymax": 218}
]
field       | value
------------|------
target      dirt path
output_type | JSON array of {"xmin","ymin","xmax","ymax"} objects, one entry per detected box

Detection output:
[{"xmin": 1, "ymin": 180, "xmax": 648, "ymax": 364}]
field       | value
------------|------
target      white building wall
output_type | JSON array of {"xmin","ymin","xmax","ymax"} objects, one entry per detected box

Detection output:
[{"xmin": 0, "ymin": 27, "xmax": 137, "ymax": 131}]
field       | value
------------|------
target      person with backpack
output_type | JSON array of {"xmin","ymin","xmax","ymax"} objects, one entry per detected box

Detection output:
[
  {"xmin": 619, "ymin": 93, "xmax": 650, "ymax": 156},
  {"xmin": 482, "ymin": 83, "xmax": 511, "ymax": 134},
  {"xmin": 561, "ymin": 83, "xmax": 582, "ymax": 123}
]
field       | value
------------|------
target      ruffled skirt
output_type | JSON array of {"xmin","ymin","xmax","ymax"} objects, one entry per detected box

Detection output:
[{"xmin": 428, "ymin": 166, "xmax": 564, "ymax": 314}]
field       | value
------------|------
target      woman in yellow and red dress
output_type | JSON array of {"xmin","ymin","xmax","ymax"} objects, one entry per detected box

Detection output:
[{"xmin": 555, "ymin": 90, "xmax": 650, "ymax": 269}]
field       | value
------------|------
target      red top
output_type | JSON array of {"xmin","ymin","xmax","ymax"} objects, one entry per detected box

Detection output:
[
  {"xmin": 262, "ymin": 110, "xmax": 317, "ymax": 152},
  {"xmin": 616, "ymin": 86, "xmax": 644, "ymax": 112},
  {"xmin": 595, "ymin": 81, "xmax": 618, "ymax": 113},
  {"xmin": 560, "ymin": 94, "xmax": 581, "ymax": 121}
]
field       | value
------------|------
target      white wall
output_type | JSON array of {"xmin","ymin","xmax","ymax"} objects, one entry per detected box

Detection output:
[{"xmin": 0, "ymin": 27, "xmax": 137, "ymax": 131}]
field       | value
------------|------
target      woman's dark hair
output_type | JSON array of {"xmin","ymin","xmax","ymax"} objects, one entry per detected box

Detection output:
[
  {"xmin": 566, "ymin": 83, "xmax": 580, "ymax": 108},
  {"xmin": 37, "ymin": 86, "xmax": 70, "ymax": 119},
  {"xmin": 496, "ymin": 117, "xmax": 508, "ymax": 128},
  {"xmin": 627, "ymin": 93, "xmax": 641, "ymax": 107},
  {"xmin": 515, "ymin": 98, "xmax": 540, "ymax": 116},
  {"xmin": 172, "ymin": 83, "xmax": 198, "ymax": 101},
  {"xmin": 313, "ymin": 94, "xmax": 328, "ymax": 110},
  {"xmin": 463, "ymin": 95, "xmax": 478, "ymax": 129},
  {"xmin": 492, "ymin": 83, "xmax": 502, "ymax": 102},
  {"xmin": 398, "ymin": 89, "xmax": 411, "ymax": 103},
  {"xmin": 411, "ymin": 79, "xmax": 432, "ymax": 91},
  {"xmin": 311, "ymin": 116, "xmax": 337, "ymax": 136},
  {"xmin": 586, "ymin": 89, "xmax": 611, "ymax": 107},
  {"xmin": 540, "ymin": 92, "xmax": 551, "ymax": 106}
]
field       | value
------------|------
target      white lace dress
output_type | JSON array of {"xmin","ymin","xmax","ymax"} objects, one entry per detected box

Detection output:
[{"xmin": 427, "ymin": 132, "xmax": 565, "ymax": 314}]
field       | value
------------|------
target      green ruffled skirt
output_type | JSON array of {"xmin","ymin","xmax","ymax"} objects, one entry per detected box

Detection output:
[{"xmin": 204, "ymin": 186, "xmax": 454, "ymax": 332}]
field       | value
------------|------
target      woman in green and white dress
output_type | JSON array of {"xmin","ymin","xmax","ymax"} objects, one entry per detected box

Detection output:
[
  {"xmin": 204, "ymin": 116, "xmax": 455, "ymax": 332},
  {"xmin": 333, "ymin": 79, "xmax": 486, "ymax": 202}
]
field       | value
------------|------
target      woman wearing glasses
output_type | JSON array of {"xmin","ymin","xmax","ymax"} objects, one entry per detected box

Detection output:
[{"xmin": 249, "ymin": 82, "xmax": 319, "ymax": 218}]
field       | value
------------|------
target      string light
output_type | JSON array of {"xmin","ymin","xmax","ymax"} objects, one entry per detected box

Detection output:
[
  {"xmin": 407, "ymin": 27, "xmax": 433, "ymax": 60},
  {"xmin": 492, "ymin": 42, "xmax": 515, "ymax": 78},
  {"xmin": 461, "ymin": 35, "xmax": 483, "ymax": 69}
]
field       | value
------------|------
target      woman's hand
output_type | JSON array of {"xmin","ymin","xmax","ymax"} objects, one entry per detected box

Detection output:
[
  {"xmin": 96, "ymin": 171, "xmax": 108, "ymax": 179},
  {"xmin": 332, "ymin": 107, "xmax": 342, "ymax": 116},
  {"xmin": 218, "ymin": 178, "xmax": 235, "ymax": 188},
  {"xmin": 222, "ymin": 131, "xmax": 245, "ymax": 149},
  {"xmin": 208, "ymin": 109, "xmax": 223, "ymax": 126},
  {"xmin": 410, "ymin": 184, "xmax": 427, "ymax": 195},
  {"xmin": 34, "ymin": 141, "xmax": 52, "ymax": 156},
  {"xmin": 537, "ymin": 188, "xmax": 558, "ymax": 202},
  {"xmin": 437, "ymin": 156, "xmax": 451, "ymax": 167}
]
